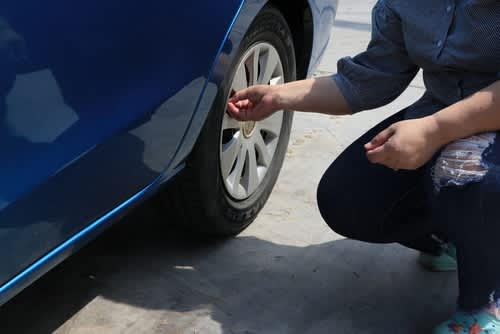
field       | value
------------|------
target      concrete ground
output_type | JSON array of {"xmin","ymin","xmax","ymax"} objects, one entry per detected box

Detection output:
[{"xmin": 0, "ymin": 1, "xmax": 458, "ymax": 333}]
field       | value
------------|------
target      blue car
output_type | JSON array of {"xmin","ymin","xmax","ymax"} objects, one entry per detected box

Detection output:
[{"xmin": 0, "ymin": 0, "xmax": 337, "ymax": 306}]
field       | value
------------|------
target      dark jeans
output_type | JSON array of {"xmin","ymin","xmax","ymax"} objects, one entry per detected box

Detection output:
[{"xmin": 317, "ymin": 110, "xmax": 500, "ymax": 310}]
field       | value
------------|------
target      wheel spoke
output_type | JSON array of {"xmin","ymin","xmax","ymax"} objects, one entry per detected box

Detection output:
[
  {"xmin": 222, "ymin": 113, "xmax": 240, "ymax": 130},
  {"xmin": 246, "ymin": 146, "xmax": 259, "ymax": 194},
  {"xmin": 258, "ymin": 111, "xmax": 283, "ymax": 137},
  {"xmin": 232, "ymin": 63, "xmax": 248, "ymax": 92},
  {"xmin": 258, "ymin": 47, "xmax": 280, "ymax": 85},
  {"xmin": 254, "ymin": 131, "xmax": 272, "ymax": 167},
  {"xmin": 221, "ymin": 133, "xmax": 242, "ymax": 178},
  {"xmin": 270, "ymin": 75, "xmax": 284, "ymax": 85},
  {"xmin": 230, "ymin": 145, "xmax": 247, "ymax": 195},
  {"xmin": 245, "ymin": 47, "xmax": 260, "ymax": 86}
]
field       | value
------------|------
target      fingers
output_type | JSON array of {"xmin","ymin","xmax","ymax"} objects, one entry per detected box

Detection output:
[
  {"xmin": 227, "ymin": 101, "xmax": 238, "ymax": 114},
  {"xmin": 366, "ymin": 141, "xmax": 400, "ymax": 171},
  {"xmin": 227, "ymin": 87, "xmax": 257, "ymax": 121},
  {"xmin": 227, "ymin": 100, "xmax": 250, "ymax": 113},
  {"xmin": 366, "ymin": 145, "xmax": 388, "ymax": 164},
  {"xmin": 364, "ymin": 126, "xmax": 400, "ymax": 170},
  {"xmin": 364, "ymin": 127, "xmax": 395, "ymax": 151},
  {"xmin": 227, "ymin": 85, "xmax": 276, "ymax": 121},
  {"xmin": 227, "ymin": 91, "xmax": 252, "ymax": 120},
  {"xmin": 229, "ymin": 86, "xmax": 262, "ymax": 104},
  {"xmin": 227, "ymin": 102, "xmax": 246, "ymax": 121},
  {"xmin": 229, "ymin": 89, "xmax": 250, "ymax": 104},
  {"xmin": 235, "ymin": 99, "xmax": 252, "ymax": 110},
  {"xmin": 365, "ymin": 126, "xmax": 395, "ymax": 166},
  {"xmin": 227, "ymin": 101, "xmax": 261, "ymax": 122}
]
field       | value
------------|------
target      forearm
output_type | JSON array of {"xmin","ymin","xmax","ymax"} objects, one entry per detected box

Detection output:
[
  {"xmin": 275, "ymin": 76, "xmax": 352, "ymax": 115},
  {"xmin": 429, "ymin": 80, "xmax": 500, "ymax": 146}
]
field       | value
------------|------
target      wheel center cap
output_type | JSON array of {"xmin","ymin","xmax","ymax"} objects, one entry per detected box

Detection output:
[{"xmin": 241, "ymin": 121, "xmax": 256, "ymax": 138}]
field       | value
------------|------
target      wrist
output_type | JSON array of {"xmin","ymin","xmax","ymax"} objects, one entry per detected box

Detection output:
[
  {"xmin": 424, "ymin": 115, "xmax": 454, "ymax": 147},
  {"xmin": 271, "ymin": 84, "xmax": 288, "ymax": 111}
]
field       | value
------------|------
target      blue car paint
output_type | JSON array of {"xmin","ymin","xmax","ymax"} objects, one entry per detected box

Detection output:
[
  {"xmin": 0, "ymin": 163, "xmax": 184, "ymax": 306},
  {"xmin": 0, "ymin": 0, "xmax": 243, "ymax": 304},
  {"xmin": 0, "ymin": 0, "xmax": 337, "ymax": 306}
]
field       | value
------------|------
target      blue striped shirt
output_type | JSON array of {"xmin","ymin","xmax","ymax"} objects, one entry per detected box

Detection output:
[{"xmin": 333, "ymin": 0, "xmax": 500, "ymax": 117}]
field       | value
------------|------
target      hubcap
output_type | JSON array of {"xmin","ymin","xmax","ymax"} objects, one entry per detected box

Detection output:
[
  {"xmin": 219, "ymin": 43, "xmax": 285, "ymax": 200},
  {"xmin": 241, "ymin": 121, "xmax": 256, "ymax": 138}
]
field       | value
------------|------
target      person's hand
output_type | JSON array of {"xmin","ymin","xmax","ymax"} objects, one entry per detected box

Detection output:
[
  {"xmin": 227, "ymin": 85, "xmax": 282, "ymax": 121},
  {"xmin": 364, "ymin": 117, "xmax": 445, "ymax": 170}
]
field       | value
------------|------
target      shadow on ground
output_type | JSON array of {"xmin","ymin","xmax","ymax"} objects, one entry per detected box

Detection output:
[{"xmin": 0, "ymin": 203, "xmax": 457, "ymax": 334}]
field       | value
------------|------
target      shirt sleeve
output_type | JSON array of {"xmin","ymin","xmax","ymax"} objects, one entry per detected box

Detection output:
[{"xmin": 332, "ymin": 0, "xmax": 419, "ymax": 113}]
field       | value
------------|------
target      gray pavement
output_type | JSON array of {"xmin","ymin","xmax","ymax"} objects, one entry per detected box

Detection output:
[{"xmin": 0, "ymin": 1, "xmax": 458, "ymax": 333}]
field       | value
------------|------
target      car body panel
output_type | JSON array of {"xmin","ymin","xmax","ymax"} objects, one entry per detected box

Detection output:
[
  {"xmin": 0, "ymin": 0, "xmax": 243, "ymax": 300},
  {"xmin": 0, "ymin": 0, "xmax": 337, "ymax": 306}
]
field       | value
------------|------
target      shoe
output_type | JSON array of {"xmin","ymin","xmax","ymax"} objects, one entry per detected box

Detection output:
[
  {"xmin": 419, "ymin": 243, "xmax": 457, "ymax": 272},
  {"xmin": 433, "ymin": 309, "xmax": 500, "ymax": 333}
]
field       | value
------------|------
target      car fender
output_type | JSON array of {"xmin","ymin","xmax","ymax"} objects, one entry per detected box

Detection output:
[{"xmin": 166, "ymin": 0, "xmax": 337, "ymax": 180}]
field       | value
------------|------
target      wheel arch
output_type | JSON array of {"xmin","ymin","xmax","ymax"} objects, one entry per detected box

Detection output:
[
  {"xmin": 167, "ymin": 0, "xmax": 336, "ymax": 173},
  {"xmin": 269, "ymin": 0, "xmax": 314, "ymax": 80}
]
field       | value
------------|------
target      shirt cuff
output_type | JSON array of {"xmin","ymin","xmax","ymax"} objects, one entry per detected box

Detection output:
[{"xmin": 332, "ymin": 73, "xmax": 364, "ymax": 114}]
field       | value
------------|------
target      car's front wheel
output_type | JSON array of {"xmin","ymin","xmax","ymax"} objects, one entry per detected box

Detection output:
[{"xmin": 163, "ymin": 5, "xmax": 296, "ymax": 236}]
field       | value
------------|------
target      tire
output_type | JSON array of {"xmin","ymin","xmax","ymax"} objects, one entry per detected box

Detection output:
[{"xmin": 162, "ymin": 5, "xmax": 296, "ymax": 237}]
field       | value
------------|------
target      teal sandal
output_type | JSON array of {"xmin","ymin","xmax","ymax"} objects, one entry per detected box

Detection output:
[
  {"xmin": 419, "ymin": 243, "xmax": 457, "ymax": 272},
  {"xmin": 433, "ymin": 310, "xmax": 500, "ymax": 334}
]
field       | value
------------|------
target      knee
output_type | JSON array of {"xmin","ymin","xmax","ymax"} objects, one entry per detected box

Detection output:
[
  {"xmin": 316, "ymin": 172, "xmax": 356, "ymax": 239},
  {"xmin": 432, "ymin": 133, "xmax": 496, "ymax": 192}
]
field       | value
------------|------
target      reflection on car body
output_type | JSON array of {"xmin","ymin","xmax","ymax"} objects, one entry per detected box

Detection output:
[{"xmin": 0, "ymin": 0, "xmax": 337, "ymax": 306}]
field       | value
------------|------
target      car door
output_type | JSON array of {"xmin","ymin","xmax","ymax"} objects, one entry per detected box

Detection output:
[{"xmin": 0, "ymin": 0, "xmax": 241, "ymax": 287}]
